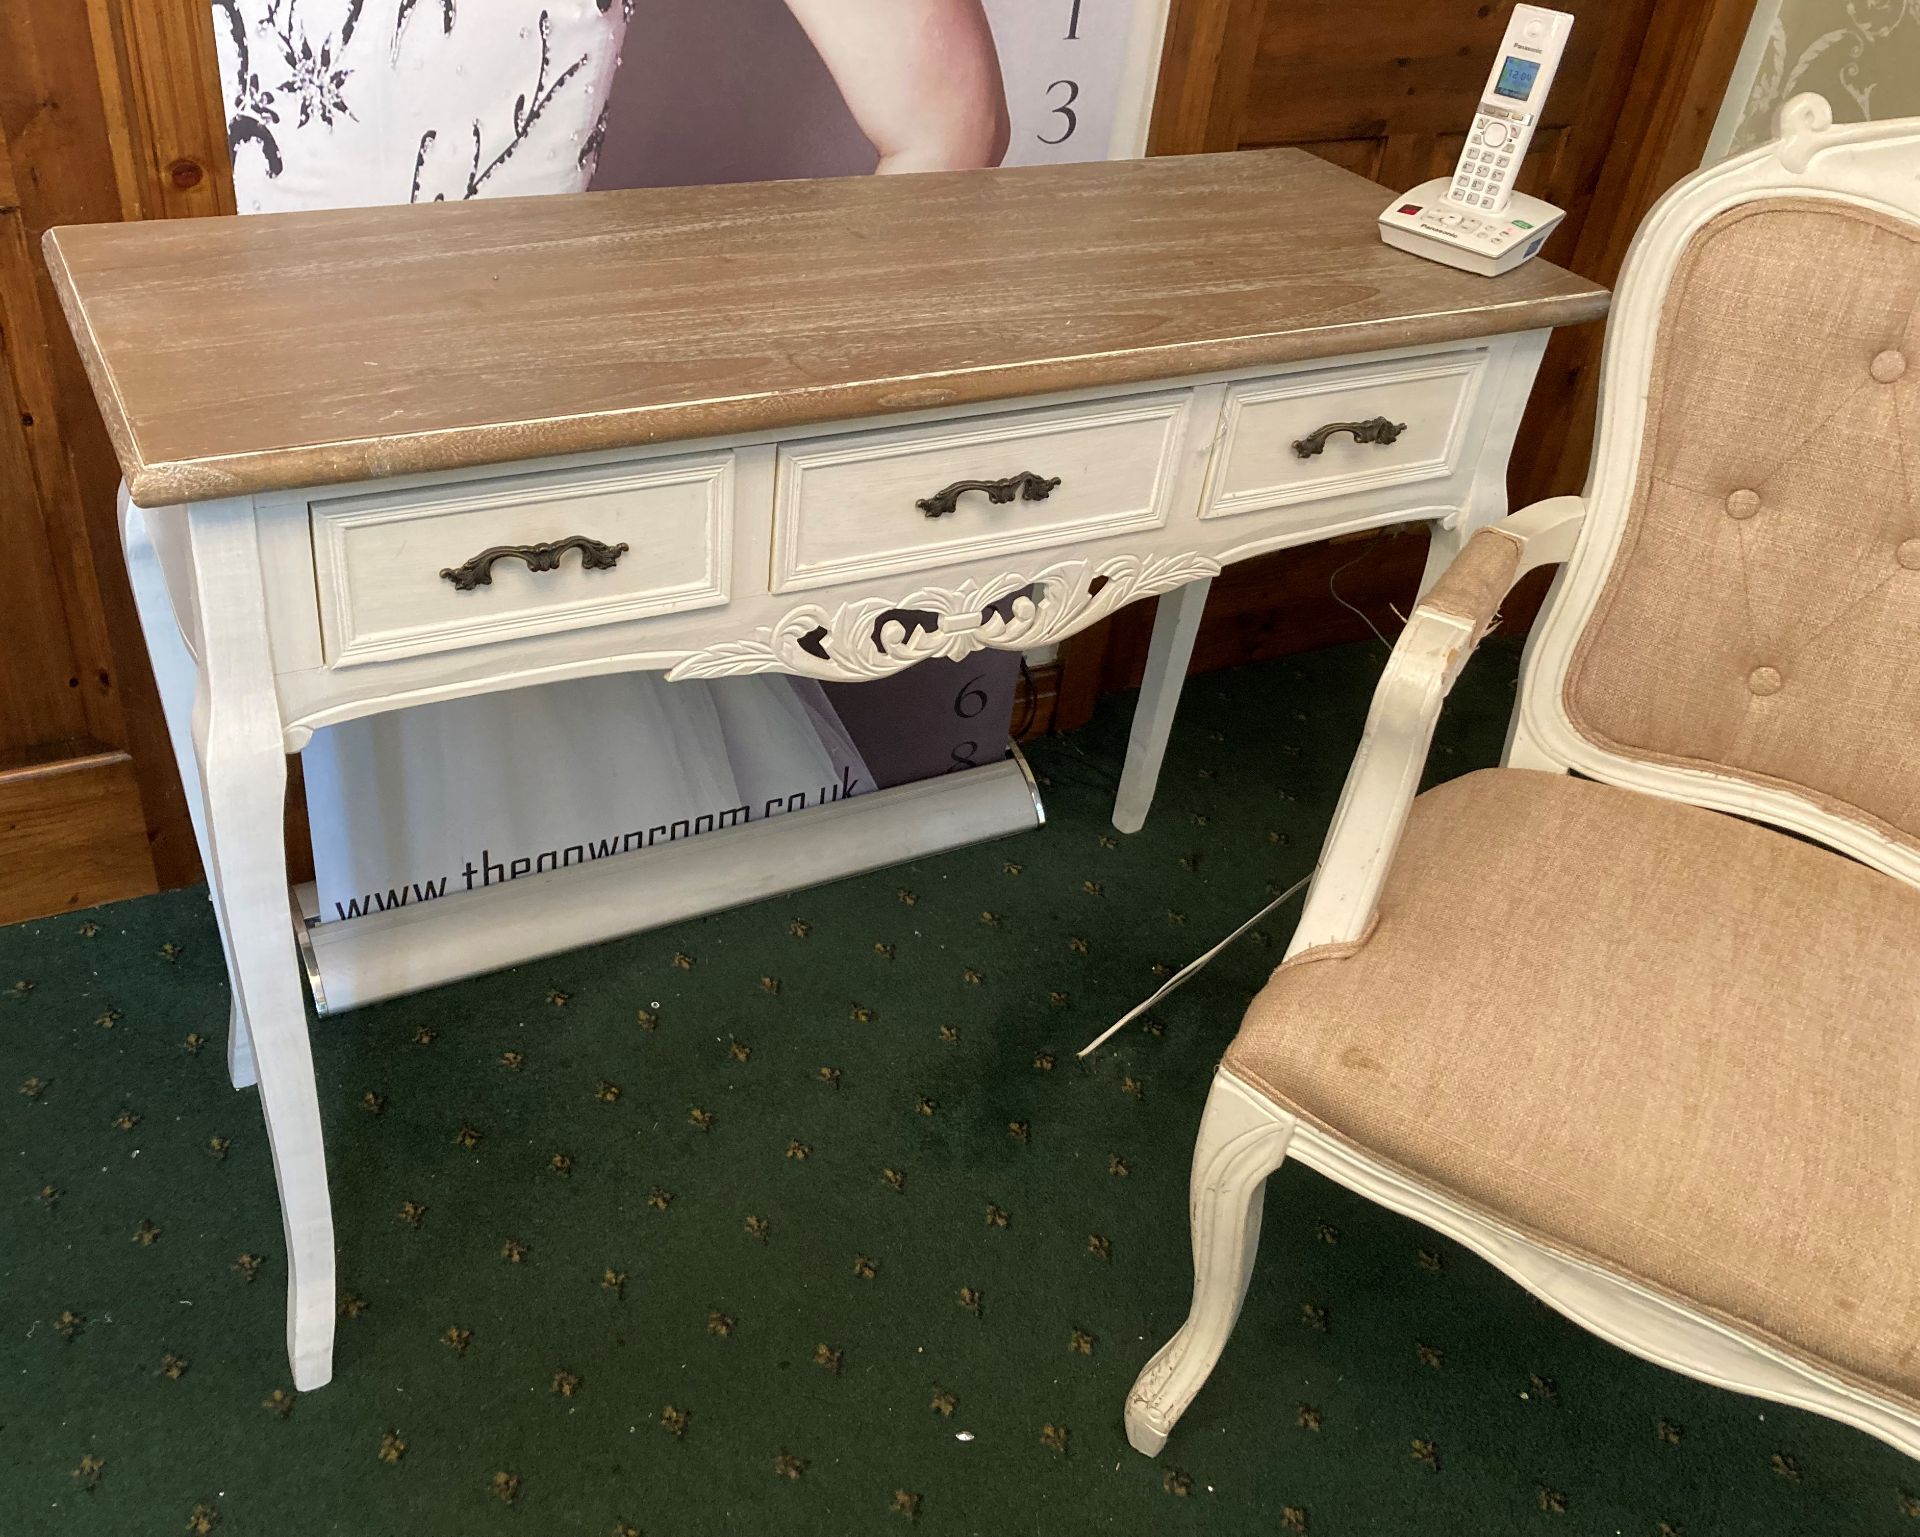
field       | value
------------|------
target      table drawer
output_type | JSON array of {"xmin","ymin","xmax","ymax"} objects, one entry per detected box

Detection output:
[
  {"xmin": 310, "ymin": 450, "xmax": 734, "ymax": 666},
  {"xmin": 772, "ymin": 392, "xmax": 1190, "ymax": 594},
  {"xmin": 1202, "ymin": 349, "xmax": 1488, "ymax": 521}
]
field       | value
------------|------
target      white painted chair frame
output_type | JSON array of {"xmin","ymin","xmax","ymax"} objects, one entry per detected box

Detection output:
[{"xmin": 1125, "ymin": 94, "xmax": 1920, "ymax": 1465}]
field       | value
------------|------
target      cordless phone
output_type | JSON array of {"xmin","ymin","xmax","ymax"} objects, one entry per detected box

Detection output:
[{"xmin": 1377, "ymin": 5, "xmax": 1574, "ymax": 277}]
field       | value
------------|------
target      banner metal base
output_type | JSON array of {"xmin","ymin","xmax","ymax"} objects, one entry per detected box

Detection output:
[{"xmin": 292, "ymin": 747, "xmax": 1045, "ymax": 1015}]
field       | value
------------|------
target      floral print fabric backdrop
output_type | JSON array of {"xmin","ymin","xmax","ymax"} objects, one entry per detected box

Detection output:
[
  {"xmin": 213, "ymin": 0, "xmax": 631, "ymax": 211},
  {"xmin": 1728, "ymin": 0, "xmax": 1920, "ymax": 154}
]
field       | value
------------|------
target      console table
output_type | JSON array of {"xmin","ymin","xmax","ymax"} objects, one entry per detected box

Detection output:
[{"xmin": 49, "ymin": 147, "xmax": 1607, "ymax": 1388}]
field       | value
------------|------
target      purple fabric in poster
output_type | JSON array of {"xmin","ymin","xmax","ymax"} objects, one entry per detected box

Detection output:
[
  {"xmin": 589, "ymin": 0, "xmax": 879, "ymax": 189},
  {"xmin": 822, "ymin": 655, "xmax": 1022, "ymax": 791}
]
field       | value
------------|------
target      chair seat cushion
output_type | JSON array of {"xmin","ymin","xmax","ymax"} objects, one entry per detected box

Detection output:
[{"xmin": 1225, "ymin": 768, "xmax": 1920, "ymax": 1408}]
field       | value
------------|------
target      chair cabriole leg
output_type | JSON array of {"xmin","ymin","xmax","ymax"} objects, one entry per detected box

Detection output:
[{"xmin": 1125, "ymin": 1069, "xmax": 1295, "ymax": 1455}]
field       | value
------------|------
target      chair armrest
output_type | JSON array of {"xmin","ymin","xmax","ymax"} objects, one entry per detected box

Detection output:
[{"xmin": 1284, "ymin": 497, "xmax": 1586, "ymax": 958}]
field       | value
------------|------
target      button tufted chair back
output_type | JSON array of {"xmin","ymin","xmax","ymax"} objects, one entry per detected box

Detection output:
[{"xmin": 1560, "ymin": 194, "xmax": 1920, "ymax": 858}]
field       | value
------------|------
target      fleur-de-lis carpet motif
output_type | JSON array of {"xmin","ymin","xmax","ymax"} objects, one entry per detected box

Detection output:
[{"xmin": 1, "ymin": 641, "xmax": 1913, "ymax": 1533}]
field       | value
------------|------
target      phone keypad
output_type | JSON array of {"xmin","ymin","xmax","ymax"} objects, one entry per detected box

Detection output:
[{"xmin": 1451, "ymin": 109, "xmax": 1525, "ymax": 210}]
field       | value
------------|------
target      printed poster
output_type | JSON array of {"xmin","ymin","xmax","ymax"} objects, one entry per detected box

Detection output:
[{"xmin": 211, "ymin": 0, "xmax": 1169, "ymax": 922}]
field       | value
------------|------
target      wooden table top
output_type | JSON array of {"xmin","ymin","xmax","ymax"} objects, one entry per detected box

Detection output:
[{"xmin": 48, "ymin": 149, "xmax": 1609, "ymax": 506}]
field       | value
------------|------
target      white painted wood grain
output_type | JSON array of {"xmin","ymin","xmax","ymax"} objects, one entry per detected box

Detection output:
[
  {"xmin": 312, "ymin": 449, "xmax": 734, "ymax": 666},
  {"xmin": 1202, "ymin": 348, "xmax": 1486, "ymax": 521},
  {"xmin": 772, "ymin": 392, "xmax": 1189, "ymax": 594}
]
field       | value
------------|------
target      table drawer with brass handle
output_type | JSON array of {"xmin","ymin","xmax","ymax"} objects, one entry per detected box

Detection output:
[
  {"xmin": 771, "ymin": 392, "xmax": 1191, "ymax": 594},
  {"xmin": 309, "ymin": 449, "xmax": 735, "ymax": 666},
  {"xmin": 1201, "ymin": 348, "xmax": 1489, "ymax": 522}
]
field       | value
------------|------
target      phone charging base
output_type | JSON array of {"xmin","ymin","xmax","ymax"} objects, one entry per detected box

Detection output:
[{"xmin": 1377, "ymin": 179, "xmax": 1565, "ymax": 277}]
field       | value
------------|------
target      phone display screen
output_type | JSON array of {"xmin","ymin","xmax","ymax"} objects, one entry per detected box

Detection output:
[{"xmin": 1494, "ymin": 55, "xmax": 1540, "ymax": 100}]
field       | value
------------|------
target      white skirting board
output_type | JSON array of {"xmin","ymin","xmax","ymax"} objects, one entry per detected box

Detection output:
[{"xmin": 292, "ymin": 749, "xmax": 1046, "ymax": 1014}]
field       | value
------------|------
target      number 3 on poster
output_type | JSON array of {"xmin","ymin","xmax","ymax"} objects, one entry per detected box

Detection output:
[{"xmin": 984, "ymin": 0, "xmax": 1167, "ymax": 165}]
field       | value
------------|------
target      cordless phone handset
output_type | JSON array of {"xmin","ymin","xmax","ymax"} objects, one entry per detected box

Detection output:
[
  {"xmin": 1376, "ymin": 5, "xmax": 1573, "ymax": 276},
  {"xmin": 1444, "ymin": 5, "xmax": 1573, "ymax": 217}
]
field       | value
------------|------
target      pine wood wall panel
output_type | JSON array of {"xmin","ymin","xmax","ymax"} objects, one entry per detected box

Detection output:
[
  {"xmin": 0, "ymin": 10, "xmax": 126, "ymax": 762},
  {"xmin": 1146, "ymin": 0, "xmax": 1266, "ymax": 156},
  {"xmin": 0, "ymin": 244, "xmax": 92, "ymax": 757},
  {"xmin": 0, "ymin": 751, "xmax": 156, "ymax": 925},
  {"xmin": 0, "ymin": 0, "xmax": 229, "ymax": 919},
  {"xmin": 106, "ymin": 0, "xmax": 237, "ymax": 222}
]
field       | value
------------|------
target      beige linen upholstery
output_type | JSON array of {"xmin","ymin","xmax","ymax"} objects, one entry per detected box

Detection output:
[
  {"xmin": 1565, "ymin": 198, "xmax": 1920, "ymax": 852},
  {"xmin": 1420, "ymin": 526, "xmax": 1522, "ymax": 638},
  {"xmin": 1227, "ymin": 767, "xmax": 1920, "ymax": 1408}
]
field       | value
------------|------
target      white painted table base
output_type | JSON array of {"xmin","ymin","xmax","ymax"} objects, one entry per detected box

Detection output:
[
  {"xmin": 1113, "ymin": 576, "xmax": 1214, "ymax": 834},
  {"xmin": 116, "ymin": 329, "xmax": 1556, "ymax": 1389}
]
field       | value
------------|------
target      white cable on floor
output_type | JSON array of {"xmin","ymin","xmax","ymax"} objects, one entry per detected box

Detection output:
[{"xmin": 1075, "ymin": 868, "xmax": 1315, "ymax": 1059}]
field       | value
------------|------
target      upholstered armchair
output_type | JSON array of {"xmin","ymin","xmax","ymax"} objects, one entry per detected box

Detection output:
[{"xmin": 1125, "ymin": 94, "xmax": 1920, "ymax": 1466}]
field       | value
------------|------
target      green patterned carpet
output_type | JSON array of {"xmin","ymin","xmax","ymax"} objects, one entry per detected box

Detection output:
[{"xmin": 5, "ymin": 640, "xmax": 1917, "ymax": 1536}]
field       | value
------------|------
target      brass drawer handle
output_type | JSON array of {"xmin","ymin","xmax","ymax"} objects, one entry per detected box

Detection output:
[
  {"xmin": 439, "ymin": 535, "xmax": 631, "ymax": 591},
  {"xmin": 1292, "ymin": 416, "xmax": 1408, "ymax": 459},
  {"xmin": 916, "ymin": 471, "xmax": 1062, "ymax": 520}
]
